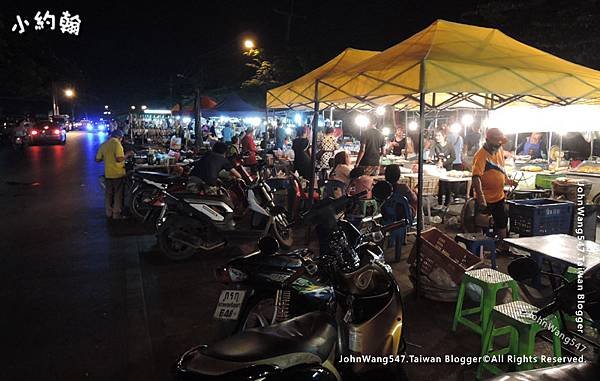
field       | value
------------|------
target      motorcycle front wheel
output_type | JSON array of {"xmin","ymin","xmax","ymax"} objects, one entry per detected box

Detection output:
[
  {"xmin": 271, "ymin": 210, "xmax": 293, "ymax": 248},
  {"xmin": 157, "ymin": 215, "xmax": 198, "ymax": 261},
  {"xmin": 131, "ymin": 187, "xmax": 159, "ymax": 221}
]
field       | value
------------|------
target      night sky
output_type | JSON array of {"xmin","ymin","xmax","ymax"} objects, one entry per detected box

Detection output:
[{"xmin": 2, "ymin": 0, "xmax": 600, "ymax": 117}]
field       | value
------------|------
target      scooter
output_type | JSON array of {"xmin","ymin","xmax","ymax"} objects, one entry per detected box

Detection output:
[
  {"xmin": 156, "ymin": 164, "xmax": 293, "ymax": 261},
  {"xmin": 212, "ymin": 202, "xmax": 405, "ymax": 333},
  {"xmin": 174, "ymin": 190, "xmax": 406, "ymax": 380},
  {"xmin": 128, "ymin": 170, "xmax": 188, "ymax": 222}
]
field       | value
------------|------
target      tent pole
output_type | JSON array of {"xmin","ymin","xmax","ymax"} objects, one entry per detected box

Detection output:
[
  {"xmin": 404, "ymin": 110, "xmax": 408, "ymax": 159},
  {"xmin": 195, "ymin": 88, "xmax": 203, "ymax": 149},
  {"xmin": 559, "ymin": 134, "xmax": 563, "ymax": 163},
  {"xmin": 548, "ymin": 131, "xmax": 553, "ymax": 165},
  {"xmin": 415, "ymin": 64, "xmax": 427, "ymax": 300},
  {"xmin": 265, "ymin": 107, "xmax": 269, "ymax": 137},
  {"xmin": 416, "ymin": 95, "xmax": 425, "ymax": 297},
  {"xmin": 307, "ymin": 80, "xmax": 320, "ymax": 207}
]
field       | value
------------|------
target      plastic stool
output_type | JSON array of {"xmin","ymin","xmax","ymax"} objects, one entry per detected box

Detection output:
[
  {"xmin": 455, "ymin": 233, "xmax": 497, "ymax": 269},
  {"xmin": 452, "ymin": 269, "xmax": 520, "ymax": 337},
  {"xmin": 477, "ymin": 300, "xmax": 562, "ymax": 378}
]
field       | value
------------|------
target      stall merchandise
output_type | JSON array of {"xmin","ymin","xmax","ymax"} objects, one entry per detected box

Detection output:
[{"xmin": 267, "ymin": 19, "xmax": 600, "ymax": 292}]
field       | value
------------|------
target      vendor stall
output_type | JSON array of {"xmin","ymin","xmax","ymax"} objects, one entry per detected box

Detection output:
[{"xmin": 268, "ymin": 19, "xmax": 600, "ymax": 292}]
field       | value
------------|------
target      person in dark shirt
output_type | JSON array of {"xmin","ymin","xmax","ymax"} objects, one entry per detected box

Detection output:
[
  {"xmin": 292, "ymin": 127, "xmax": 312, "ymax": 179},
  {"xmin": 388, "ymin": 127, "xmax": 410, "ymax": 156},
  {"xmin": 189, "ymin": 142, "xmax": 241, "ymax": 186},
  {"xmin": 432, "ymin": 128, "xmax": 456, "ymax": 207},
  {"xmin": 355, "ymin": 118, "xmax": 385, "ymax": 175},
  {"xmin": 275, "ymin": 120, "xmax": 286, "ymax": 150},
  {"xmin": 432, "ymin": 128, "xmax": 456, "ymax": 171},
  {"xmin": 385, "ymin": 164, "xmax": 417, "ymax": 215},
  {"xmin": 464, "ymin": 125, "xmax": 482, "ymax": 156}
]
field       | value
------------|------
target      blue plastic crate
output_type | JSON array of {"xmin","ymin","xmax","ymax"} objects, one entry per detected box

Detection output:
[
  {"xmin": 507, "ymin": 198, "xmax": 574, "ymax": 236},
  {"xmin": 265, "ymin": 178, "xmax": 291, "ymax": 191}
]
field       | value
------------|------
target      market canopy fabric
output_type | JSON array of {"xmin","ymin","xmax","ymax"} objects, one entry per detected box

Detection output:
[
  {"xmin": 203, "ymin": 93, "xmax": 264, "ymax": 117},
  {"xmin": 172, "ymin": 96, "xmax": 217, "ymax": 113},
  {"xmin": 312, "ymin": 20, "xmax": 600, "ymax": 110},
  {"xmin": 266, "ymin": 48, "xmax": 379, "ymax": 110}
]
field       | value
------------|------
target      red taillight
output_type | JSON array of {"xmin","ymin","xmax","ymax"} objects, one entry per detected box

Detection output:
[
  {"xmin": 30, "ymin": 130, "xmax": 38, "ymax": 135},
  {"xmin": 53, "ymin": 129, "xmax": 60, "ymax": 135},
  {"xmin": 151, "ymin": 195, "xmax": 165, "ymax": 207},
  {"xmin": 214, "ymin": 267, "xmax": 232, "ymax": 283}
]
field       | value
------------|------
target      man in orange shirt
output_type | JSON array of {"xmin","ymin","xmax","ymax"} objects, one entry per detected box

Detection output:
[{"xmin": 472, "ymin": 128, "xmax": 517, "ymax": 242}]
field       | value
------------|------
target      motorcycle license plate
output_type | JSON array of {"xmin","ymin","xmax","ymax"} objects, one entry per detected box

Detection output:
[{"xmin": 213, "ymin": 290, "xmax": 246, "ymax": 320}]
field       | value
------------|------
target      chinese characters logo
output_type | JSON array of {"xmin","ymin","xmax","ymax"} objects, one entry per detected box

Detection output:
[{"xmin": 12, "ymin": 11, "xmax": 81, "ymax": 35}]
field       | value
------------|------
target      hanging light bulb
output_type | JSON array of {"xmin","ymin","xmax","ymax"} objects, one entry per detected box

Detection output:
[
  {"xmin": 461, "ymin": 114, "xmax": 474, "ymax": 126},
  {"xmin": 450, "ymin": 122, "xmax": 462, "ymax": 134},
  {"xmin": 355, "ymin": 114, "xmax": 370, "ymax": 128}
]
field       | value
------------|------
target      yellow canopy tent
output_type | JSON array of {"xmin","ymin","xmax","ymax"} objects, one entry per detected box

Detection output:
[
  {"xmin": 317, "ymin": 19, "xmax": 600, "ymax": 109},
  {"xmin": 266, "ymin": 48, "xmax": 379, "ymax": 110}
]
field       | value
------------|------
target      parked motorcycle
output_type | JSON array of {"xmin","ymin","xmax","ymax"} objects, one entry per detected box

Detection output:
[
  {"xmin": 156, "ymin": 165, "xmax": 293, "ymax": 261},
  {"xmin": 128, "ymin": 170, "xmax": 188, "ymax": 222},
  {"xmin": 174, "ymin": 189, "xmax": 407, "ymax": 380},
  {"xmin": 212, "ymin": 196, "xmax": 405, "ymax": 333}
]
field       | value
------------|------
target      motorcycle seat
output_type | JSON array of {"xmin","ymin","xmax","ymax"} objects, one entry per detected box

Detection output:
[
  {"xmin": 179, "ymin": 311, "xmax": 336, "ymax": 376},
  {"xmin": 134, "ymin": 171, "xmax": 185, "ymax": 184},
  {"xmin": 488, "ymin": 361, "xmax": 599, "ymax": 381}
]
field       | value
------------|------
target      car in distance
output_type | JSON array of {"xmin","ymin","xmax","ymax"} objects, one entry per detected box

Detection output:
[{"xmin": 28, "ymin": 121, "xmax": 66, "ymax": 145}]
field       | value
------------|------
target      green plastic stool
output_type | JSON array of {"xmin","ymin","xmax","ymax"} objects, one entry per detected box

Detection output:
[
  {"xmin": 452, "ymin": 268, "xmax": 520, "ymax": 336},
  {"xmin": 561, "ymin": 267, "xmax": 595, "ymax": 329},
  {"xmin": 476, "ymin": 300, "xmax": 562, "ymax": 378},
  {"xmin": 563, "ymin": 266, "xmax": 578, "ymax": 282}
]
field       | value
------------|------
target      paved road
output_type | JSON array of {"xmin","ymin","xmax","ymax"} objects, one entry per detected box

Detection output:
[
  {"xmin": 0, "ymin": 131, "xmax": 495, "ymax": 381},
  {"xmin": 0, "ymin": 132, "xmax": 244, "ymax": 380}
]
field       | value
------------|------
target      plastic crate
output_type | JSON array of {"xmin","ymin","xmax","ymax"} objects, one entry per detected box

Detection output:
[
  {"xmin": 507, "ymin": 198, "xmax": 574, "ymax": 236},
  {"xmin": 406, "ymin": 175, "xmax": 439, "ymax": 196},
  {"xmin": 407, "ymin": 228, "xmax": 483, "ymax": 285},
  {"xmin": 535, "ymin": 173, "xmax": 561, "ymax": 189}
]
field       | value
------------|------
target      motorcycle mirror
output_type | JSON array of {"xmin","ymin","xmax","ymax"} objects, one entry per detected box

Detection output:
[
  {"xmin": 508, "ymin": 257, "xmax": 540, "ymax": 281},
  {"xmin": 258, "ymin": 236, "xmax": 279, "ymax": 256},
  {"xmin": 372, "ymin": 181, "xmax": 393, "ymax": 202}
]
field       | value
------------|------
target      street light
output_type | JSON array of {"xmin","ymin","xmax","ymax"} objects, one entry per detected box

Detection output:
[
  {"xmin": 131, "ymin": 106, "xmax": 136, "ymax": 110},
  {"xmin": 243, "ymin": 39, "xmax": 255, "ymax": 50},
  {"xmin": 63, "ymin": 88, "xmax": 76, "ymax": 126},
  {"xmin": 105, "ymin": 105, "xmax": 109, "ymax": 110},
  {"xmin": 141, "ymin": 105, "xmax": 147, "ymax": 110}
]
